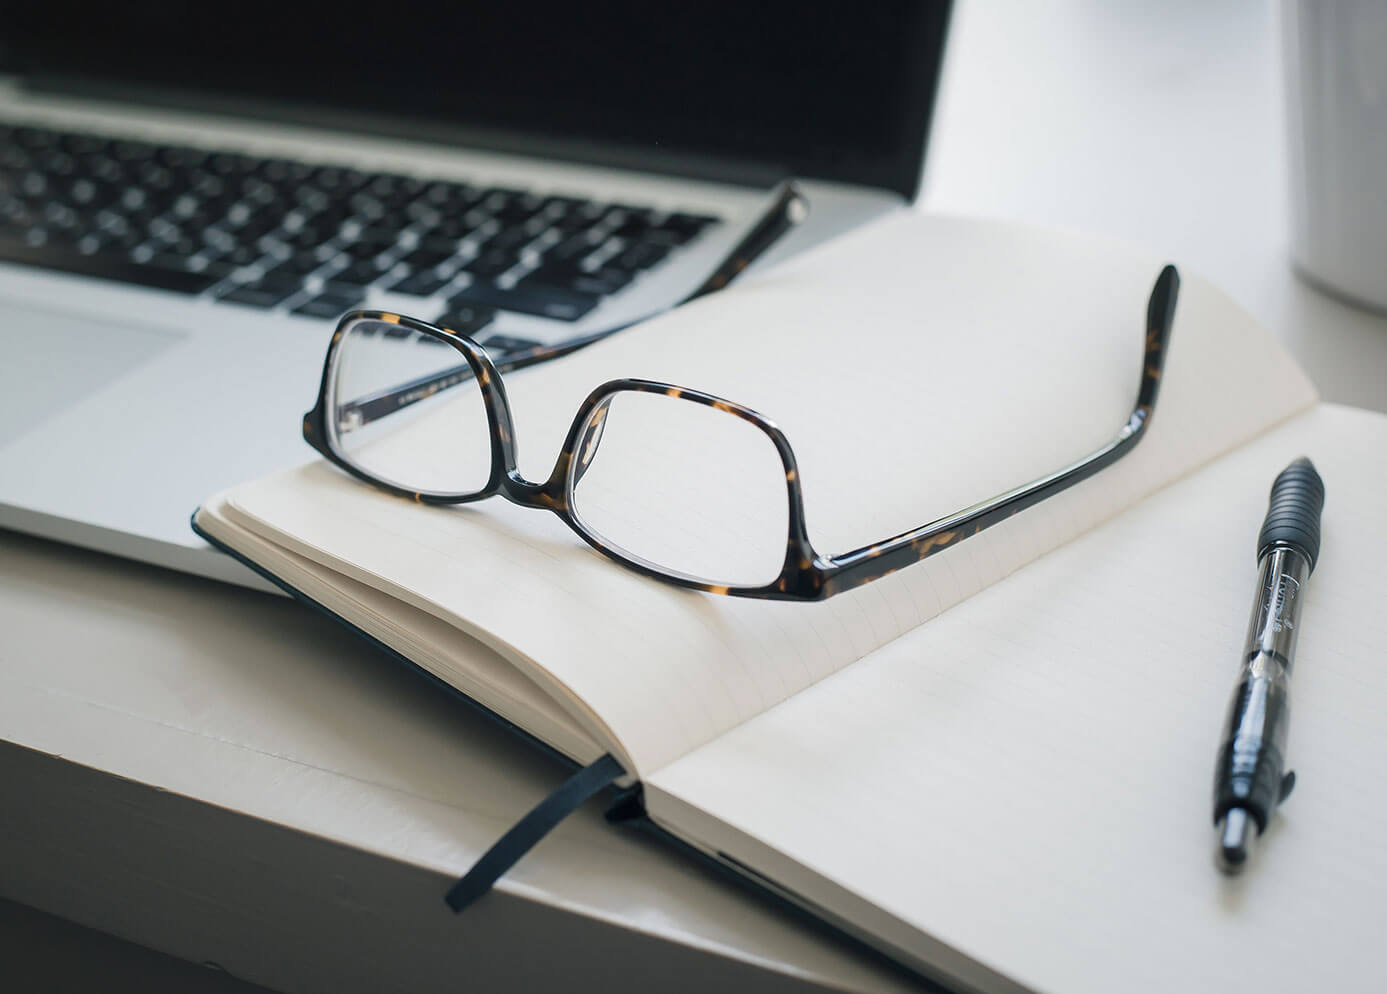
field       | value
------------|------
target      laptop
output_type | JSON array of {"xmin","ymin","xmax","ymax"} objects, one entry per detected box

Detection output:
[{"xmin": 0, "ymin": 2, "xmax": 952, "ymax": 590}]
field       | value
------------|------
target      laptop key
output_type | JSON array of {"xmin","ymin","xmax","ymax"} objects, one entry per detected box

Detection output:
[
  {"xmin": 480, "ymin": 333, "xmax": 542, "ymax": 355},
  {"xmin": 341, "ymin": 237, "xmax": 392, "ymax": 261},
  {"xmin": 435, "ymin": 304, "xmax": 497, "ymax": 337},
  {"xmin": 353, "ymin": 228, "xmax": 403, "ymax": 252},
  {"xmin": 330, "ymin": 257, "xmax": 393, "ymax": 286},
  {"xmin": 486, "ymin": 225, "xmax": 539, "ymax": 252},
  {"xmin": 614, "ymin": 241, "xmax": 669, "ymax": 270},
  {"xmin": 388, "ymin": 268, "xmax": 454, "ymax": 296},
  {"xmin": 398, "ymin": 244, "xmax": 458, "ymax": 271},
  {"xmin": 657, "ymin": 212, "xmax": 719, "ymax": 242},
  {"xmin": 254, "ymin": 265, "xmax": 307, "ymax": 293},
  {"xmin": 448, "ymin": 281, "xmax": 598, "ymax": 322},
  {"xmin": 521, "ymin": 266, "xmax": 632, "ymax": 298},
  {"xmin": 430, "ymin": 216, "xmax": 483, "ymax": 239},
  {"xmin": 539, "ymin": 195, "xmax": 594, "ymax": 214},
  {"xmin": 221, "ymin": 244, "xmax": 263, "ymax": 267},
  {"xmin": 218, "ymin": 282, "xmax": 297, "ymax": 308},
  {"xmin": 293, "ymin": 292, "xmax": 363, "ymax": 319},
  {"xmin": 459, "ymin": 249, "xmax": 520, "ymax": 279},
  {"xmin": 421, "ymin": 180, "xmax": 472, "ymax": 206},
  {"xmin": 141, "ymin": 251, "xmax": 201, "ymax": 273},
  {"xmin": 194, "ymin": 258, "xmax": 239, "ymax": 280},
  {"xmin": 481, "ymin": 189, "xmax": 542, "ymax": 222},
  {"xmin": 546, "ymin": 232, "xmax": 602, "ymax": 263},
  {"xmin": 607, "ymin": 209, "xmax": 655, "ymax": 239},
  {"xmin": 283, "ymin": 227, "xmax": 327, "ymax": 251},
  {"xmin": 282, "ymin": 251, "xmax": 328, "ymax": 275},
  {"xmin": 549, "ymin": 210, "xmax": 601, "ymax": 233}
]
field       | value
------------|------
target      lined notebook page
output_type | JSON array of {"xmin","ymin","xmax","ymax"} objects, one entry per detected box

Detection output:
[
  {"xmin": 220, "ymin": 213, "xmax": 1316, "ymax": 774},
  {"xmin": 646, "ymin": 404, "xmax": 1387, "ymax": 994}
]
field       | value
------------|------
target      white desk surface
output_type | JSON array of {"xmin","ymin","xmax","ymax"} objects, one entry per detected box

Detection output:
[{"xmin": 4, "ymin": 3, "xmax": 1385, "ymax": 993}]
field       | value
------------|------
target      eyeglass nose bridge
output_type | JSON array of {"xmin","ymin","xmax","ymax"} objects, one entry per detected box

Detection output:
[
  {"xmin": 506, "ymin": 386, "xmax": 621, "ymax": 515},
  {"xmin": 479, "ymin": 382, "xmax": 613, "ymax": 515},
  {"xmin": 496, "ymin": 471, "xmax": 566, "ymax": 511}
]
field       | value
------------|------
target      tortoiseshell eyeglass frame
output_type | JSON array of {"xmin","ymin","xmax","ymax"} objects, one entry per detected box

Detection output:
[{"xmin": 305, "ymin": 262, "xmax": 1179, "ymax": 601}]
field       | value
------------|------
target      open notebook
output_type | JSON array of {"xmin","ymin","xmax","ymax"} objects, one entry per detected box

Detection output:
[{"xmin": 194, "ymin": 213, "xmax": 1387, "ymax": 994}]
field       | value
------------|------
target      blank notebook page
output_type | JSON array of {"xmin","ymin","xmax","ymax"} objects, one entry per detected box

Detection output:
[
  {"xmin": 222, "ymin": 213, "xmax": 1316, "ymax": 774},
  {"xmin": 647, "ymin": 404, "xmax": 1387, "ymax": 994}
]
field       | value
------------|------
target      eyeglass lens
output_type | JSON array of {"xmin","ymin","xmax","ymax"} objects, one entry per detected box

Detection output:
[
  {"xmin": 329, "ymin": 319, "xmax": 492, "ymax": 497},
  {"xmin": 568, "ymin": 389, "xmax": 789, "ymax": 588}
]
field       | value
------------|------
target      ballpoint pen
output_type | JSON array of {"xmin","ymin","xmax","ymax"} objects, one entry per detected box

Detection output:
[{"xmin": 1212, "ymin": 457, "xmax": 1325, "ymax": 873}]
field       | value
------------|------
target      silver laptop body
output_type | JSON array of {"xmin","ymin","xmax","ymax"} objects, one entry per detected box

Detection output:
[{"xmin": 0, "ymin": 3, "xmax": 951, "ymax": 589}]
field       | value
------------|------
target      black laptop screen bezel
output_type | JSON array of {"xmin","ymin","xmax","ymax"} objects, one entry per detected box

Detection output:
[{"xmin": 0, "ymin": 2, "xmax": 952, "ymax": 201}]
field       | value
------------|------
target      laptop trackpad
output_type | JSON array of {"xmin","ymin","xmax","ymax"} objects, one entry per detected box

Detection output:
[{"xmin": 0, "ymin": 303, "xmax": 186, "ymax": 449}]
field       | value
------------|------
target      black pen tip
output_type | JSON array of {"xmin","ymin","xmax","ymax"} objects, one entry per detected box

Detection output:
[
  {"xmin": 1215, "ymin": 808, "xmax": 1258, "ymax": 875},
  {"xmin": 1217, "ymin": 840, "xmax": 1248, "ymax": 874}
]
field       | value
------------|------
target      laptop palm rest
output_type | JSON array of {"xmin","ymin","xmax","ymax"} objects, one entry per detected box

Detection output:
[{"xmin": 0, "ymin": 303, "xmax": 185, "ymax": 449}]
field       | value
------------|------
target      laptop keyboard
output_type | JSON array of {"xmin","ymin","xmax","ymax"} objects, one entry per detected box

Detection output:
[{"xmin": 0, "ymin": 122, "xmax": 720, "ymax": 345}]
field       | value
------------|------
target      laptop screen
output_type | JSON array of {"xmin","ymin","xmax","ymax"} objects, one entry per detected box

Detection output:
[{"xmin": 2, "ymin": 1, "xmax": 951, "ymax": 199}]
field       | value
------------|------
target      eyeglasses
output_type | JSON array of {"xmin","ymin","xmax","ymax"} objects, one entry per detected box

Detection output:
[{"xmin": 303, "ymin": 223, "xmax": 1179, "ymax": 600}]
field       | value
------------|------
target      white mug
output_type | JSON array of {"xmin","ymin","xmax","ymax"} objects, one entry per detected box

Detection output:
[{"xmin": 1283, "ymin": 0, "xmax": 1387, "ymax": 314}]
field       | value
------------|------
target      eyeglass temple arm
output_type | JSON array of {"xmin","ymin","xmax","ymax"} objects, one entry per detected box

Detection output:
[
  {"xmin": 332, "ymin": 182, "xmax": 809, "ymax": 431},
  {"xmin": 819, "ymin": 265, "xmax": 1180, "ymax": 595},
  {"xmin": 683, "ymin": 180, "xmax": 808, "ymax": 302}
]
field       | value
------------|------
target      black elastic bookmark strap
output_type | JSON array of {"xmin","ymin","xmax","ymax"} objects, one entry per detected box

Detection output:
[{"xmin": 445, "ymin": 752, "xmax": 626, "ymax": 912}]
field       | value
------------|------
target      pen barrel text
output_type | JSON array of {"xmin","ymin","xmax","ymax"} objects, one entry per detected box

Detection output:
[{"xmin": 1242, "ymin": 547, "xmax": 1311, "ymax": 677}]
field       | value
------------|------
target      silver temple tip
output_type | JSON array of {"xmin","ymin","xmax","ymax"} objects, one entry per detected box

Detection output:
[{"xmin": 1215, "ymin": 807, "xmax": 1259, "ymax": 874}]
